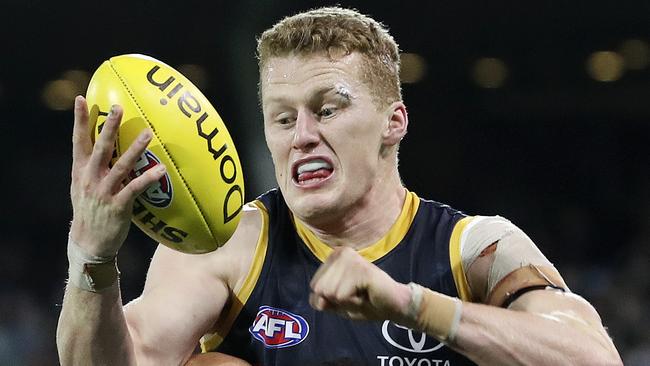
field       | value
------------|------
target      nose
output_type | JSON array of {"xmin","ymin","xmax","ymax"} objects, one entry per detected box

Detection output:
[{"xmin": 292, "ymin": 108, "xmax": 320, "ymax": 151}]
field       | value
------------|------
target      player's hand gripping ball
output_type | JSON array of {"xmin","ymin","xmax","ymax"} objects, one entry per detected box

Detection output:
[{"xmin": 85, "ymin": 54, "xmax": 244, "ymax": 254}]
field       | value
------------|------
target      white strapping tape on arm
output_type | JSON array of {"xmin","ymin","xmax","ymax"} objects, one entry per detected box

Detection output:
[
  {"xmin": 460, "ymin": 216, "xmax": 554, "ymax": 299},
  {"xmin": 67, "ymin": 235, "xmax": 119, "ymax": 292}
]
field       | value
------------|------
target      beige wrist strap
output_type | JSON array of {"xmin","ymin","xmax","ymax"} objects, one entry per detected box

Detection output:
[
  {"xmin": 67, "ymin": 236, "xmax": 119, "ymax": 292},
  {"xmin": 408, "ymin": 283, "xmax": 463, "ymax": 343}
]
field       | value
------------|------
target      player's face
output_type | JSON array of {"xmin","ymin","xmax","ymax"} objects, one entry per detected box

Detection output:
[{"xmin": 261, "ymin": 53, "xmax": 391, "ymax": 223}]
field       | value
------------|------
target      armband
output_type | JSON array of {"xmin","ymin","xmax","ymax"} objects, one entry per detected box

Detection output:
[{"xmin": 486, "ymin": 264, "xmax": 567, "ymax": 307}]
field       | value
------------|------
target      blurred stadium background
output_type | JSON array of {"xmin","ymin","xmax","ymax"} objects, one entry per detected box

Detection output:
[{"xmin": 0, "ymin": 1, "xmax": 648, "ymax": 364}]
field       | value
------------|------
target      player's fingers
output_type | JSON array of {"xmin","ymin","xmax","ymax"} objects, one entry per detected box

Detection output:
[
  {"xmin": 88, "ymin": 105, "xmax": 122, "ymax": 175},
  {"xmin": 102, "ymin": 129, "xmax": 153, "ymax": 192},
  {"xmin": 309, "ymin": 293, "xmax": 333, "ymax": 311},
  {"xmin": 71, "ymin": 96, "xmax": 92, "ymax": 170},
  {"xmin": 115, "ymin": 163, "xmax": 166, "ymax": 206},
  {"xmin": 310, "ymin": 261, "xmax": 342, "ymax": 301},
  {"xmin": 333, "ymin": 274, "xmax": 366, "ymax": 303},
  {"xmin": 310, "ymin": 292, "xmax": 365, "ymax": 316},
  {"xmin": 310, "ymin": 247, "xmax": 344, "ymax": 289}
]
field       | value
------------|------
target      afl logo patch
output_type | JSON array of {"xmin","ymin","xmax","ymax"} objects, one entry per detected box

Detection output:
[
  {"xmin": 130, "ymin": 150, "xmax": 173, "ymax": 208},
  {"xmin": 381, "ymin": 321, "xmax": 444, "ymax": 353},
  {"xmin": 249, "ymin": 306, "xmax": 309, "ymax": 349}
]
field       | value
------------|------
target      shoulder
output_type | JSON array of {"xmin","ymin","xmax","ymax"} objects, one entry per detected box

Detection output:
[
  {"xmin": 458, "ymin": 215, "xmax": 567, "ymax": 305},
  {"xmin": 410, "ymin": 192, "xmax": 467, "ymax": 229},
  {"xmin": 416, "ymin": 194, "xmax": 465, "ymax": 216},
  {"xmin": 146, "ymin": 200, "xmax": 265, "ymax": 295},
  {"xmin": 204, "ymin": 201, "xmax": 266, "ymax": 293}
]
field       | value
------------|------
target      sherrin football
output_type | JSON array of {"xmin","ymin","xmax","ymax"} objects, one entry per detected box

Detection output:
[{"xmin": 85, "ymin": 54, "xmax": 244, "ymax": 254}]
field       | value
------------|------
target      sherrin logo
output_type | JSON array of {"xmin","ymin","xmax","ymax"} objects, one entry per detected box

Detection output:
[
  {"xmin": 249, "ymin": 306, "xmax": 309, "ymax": 349},
  {"xmin": 130, "ymin": 149, "xmax": 173, "ymax": 208}
]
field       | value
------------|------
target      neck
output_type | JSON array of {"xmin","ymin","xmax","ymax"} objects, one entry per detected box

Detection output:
[{"xmin": 297, "ymin": 171, "xmax": 407, "ymax": 250}]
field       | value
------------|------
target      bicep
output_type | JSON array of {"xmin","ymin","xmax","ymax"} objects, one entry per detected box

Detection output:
[
  {"xmin": 464, "ymin": 216, "xmax": 566, "ymax": 305},
  {"xmin": 508, "ymin": 289, "xmax": 616, "ymax": 351},
  {"xmin": 124, "ymin": 245, "xmax": 231, "ymax": 365},
  {"xmin": 123, "ymin": 205, "xmax": 263, "ymax": 365}
]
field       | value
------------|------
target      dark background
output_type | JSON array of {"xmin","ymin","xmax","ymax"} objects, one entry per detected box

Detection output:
[{"xmin": 1, "ymin": 1, "xmax": 648, "ymax": 364}]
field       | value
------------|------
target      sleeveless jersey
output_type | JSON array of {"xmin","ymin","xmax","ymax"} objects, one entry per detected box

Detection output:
[{"xmin": 200, "ymin": 189, "xmax": 477, "ymax": 366}]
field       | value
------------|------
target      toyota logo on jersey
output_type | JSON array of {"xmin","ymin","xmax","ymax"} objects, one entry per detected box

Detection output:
[
  {"xmin": 130, "ymin": 150, "xmax": 173, "ymax": 208},
  {"xmin": 249, "ymin": 306, "xmax": 309, "ymax": 349},
  {"xmin": 381, "ymin": 321, "xmax": 444, "ymax": 353}
]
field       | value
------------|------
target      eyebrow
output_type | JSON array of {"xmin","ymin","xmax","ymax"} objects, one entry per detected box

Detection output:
[{"xmin": 264, "ymin": 85, "xmax": 354, "ymax": 106}]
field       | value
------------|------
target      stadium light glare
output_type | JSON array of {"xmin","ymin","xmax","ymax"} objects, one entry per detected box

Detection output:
[
  {"xmin": 472, "ymin": 57, "xmax": 508, "ymax": 88},
  {"xmin": 42, "ymin": 79, "xmax": 77, "ymax": 111},
  {"xmin": 586, "ymin": 51, "xmax": 624, "ymax": 82},
  {"xmin": 400, "ymin": 53, "xmax": 427, "ymax": 84},
  {"xmin": 62, "ymin": 70, "xmax": 91, "ymax": 92},
  {"xmin": 619, "ymin": 39, "xmax": 649, "ymax": 70}
]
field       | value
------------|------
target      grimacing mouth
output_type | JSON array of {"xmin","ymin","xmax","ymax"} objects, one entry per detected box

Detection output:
[{"xmin": 291, "ymin": 156, "xmax": 334, "ymax": 183}]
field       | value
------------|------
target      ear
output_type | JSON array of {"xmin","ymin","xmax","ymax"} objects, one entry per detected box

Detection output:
[{"xmin": 381, "ymin": 101, "xmax": 408, "ymax": 146}]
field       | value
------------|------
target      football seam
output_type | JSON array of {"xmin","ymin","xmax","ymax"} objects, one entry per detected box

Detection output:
[{"xmin": 107, "ymin": 59, "xmax": 218, "ymax": 246}]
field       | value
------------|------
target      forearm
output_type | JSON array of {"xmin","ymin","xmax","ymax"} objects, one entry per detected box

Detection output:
[
  {"xmin": 444, "ymin": 301, "xmax": 620, "ymax": 366},
  {"xmin": 400, "ymin": 283, "xmax": 621, "ymax": 366},
  {"xmin": 57, "ymin": 282, "xmax": 136, "ymax": 366}
]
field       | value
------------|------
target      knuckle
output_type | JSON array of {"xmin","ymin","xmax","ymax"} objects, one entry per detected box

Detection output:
[
  {"xmin": 323, "ymin": 288, "xmax": 337, "ymax": 300},
  {"xmin": 80, "ymin": 180, "xmax": 94, "ymax": 194},
  {"xmin": 333, "ymin": 292, "xmax": 347, "ymax": 303},
  {"xmin": 94, "ymin": 140, "xmax": 109, "ymax": 153}
]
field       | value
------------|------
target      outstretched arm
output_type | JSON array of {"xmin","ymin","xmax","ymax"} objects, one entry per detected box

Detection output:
[
  {"xmin": 309, "ymin": 246, "xmax": 622, "ymax": 366},
  {"xmin": 56, "ymin": 97, "xmax": 239, "ymax": 365},
  {"xmin": 57, "ymin": 97, "xmax": 163, "ymax": 365},
  {"xmin": 452, "ymin": 288, "xmax": 619, "ymax": 365}
]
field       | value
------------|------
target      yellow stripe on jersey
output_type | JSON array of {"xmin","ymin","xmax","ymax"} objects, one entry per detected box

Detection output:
[
  {"xmin": 200, "ymin": 201, "xmax": 269, "ymax": 352},
  {"xmin": 449, "ymin": 216, "xmax": 475, "ymax": 302},
  {"xmin": 294, "ymin": 191, "xmax": 420, "ymax": 263}
]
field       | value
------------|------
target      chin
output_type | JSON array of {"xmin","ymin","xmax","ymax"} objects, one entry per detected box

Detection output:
[{"xmin": 286, "ymin": 188, "xmax": 342, "ymax": 223}]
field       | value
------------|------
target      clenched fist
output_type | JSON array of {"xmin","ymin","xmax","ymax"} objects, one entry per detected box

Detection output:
[{"xmin": 309, "ymin": 247, "xmax": 413, "ymax": 325}]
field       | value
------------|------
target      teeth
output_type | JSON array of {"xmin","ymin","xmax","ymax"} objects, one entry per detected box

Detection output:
[{"xmin": 297, "ymin": 159, "xmax": 332, "ymax": 174}]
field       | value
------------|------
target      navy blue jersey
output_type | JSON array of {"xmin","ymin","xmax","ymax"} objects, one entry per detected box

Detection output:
[{"xmin": 200, "ymin": 189, "xmax": 477, "ymax": 366}]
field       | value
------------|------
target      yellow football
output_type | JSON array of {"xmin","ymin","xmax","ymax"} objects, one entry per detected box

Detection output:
[{"xmin": 85, "ymin": 54, "xmax": 244, "ymax": 254}]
